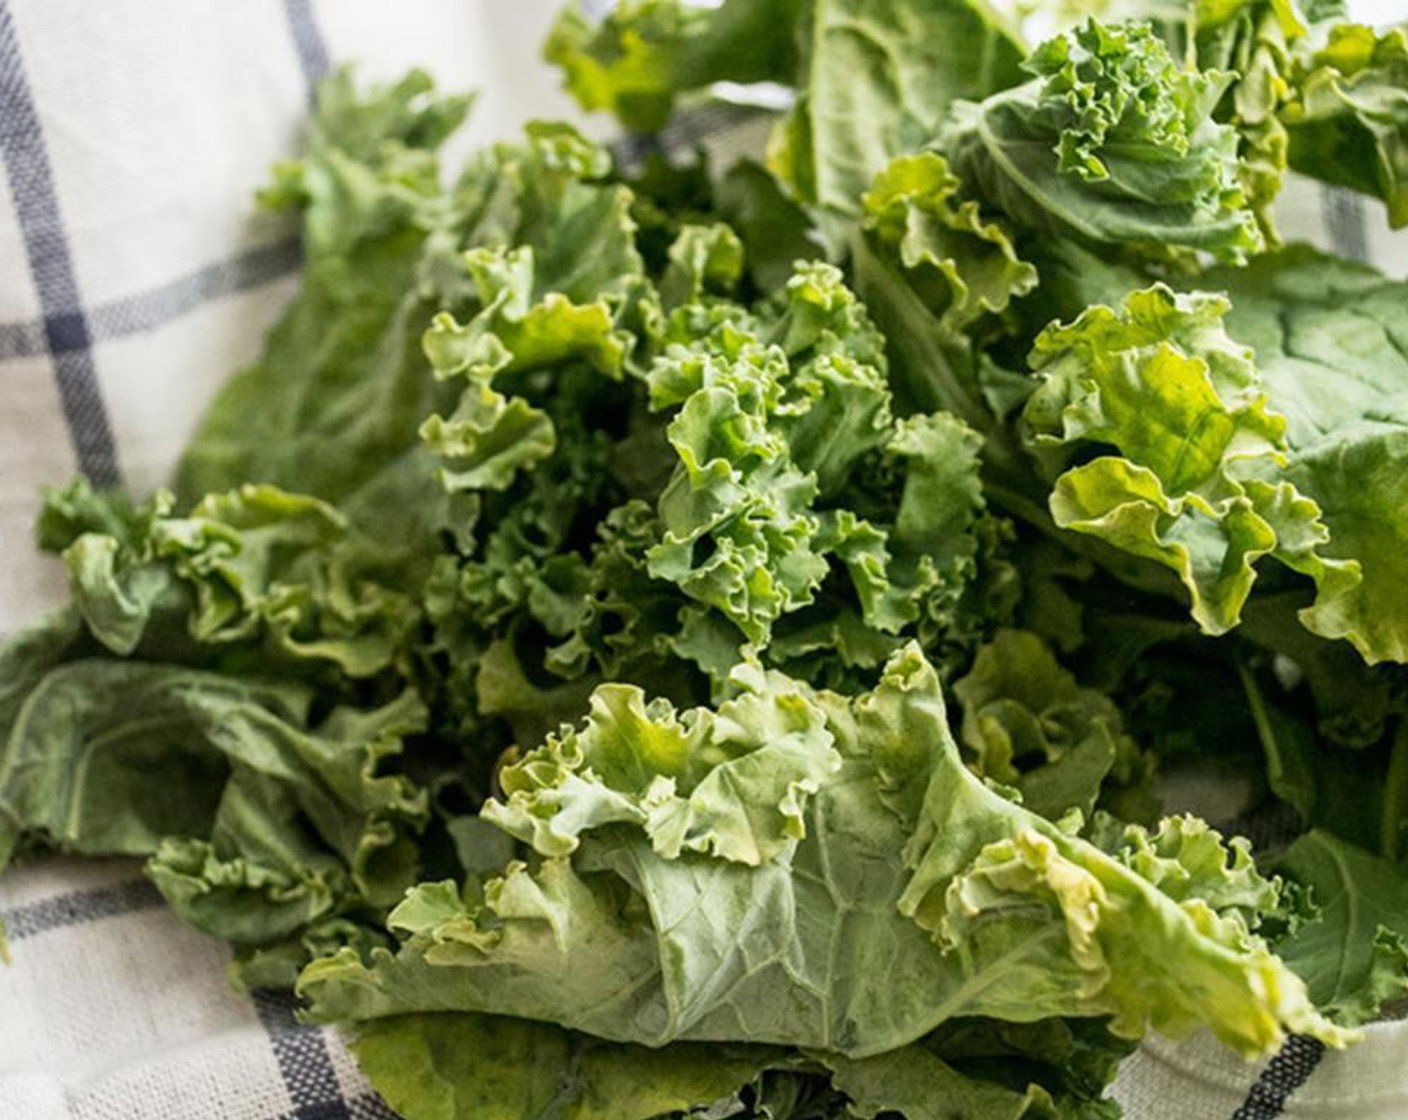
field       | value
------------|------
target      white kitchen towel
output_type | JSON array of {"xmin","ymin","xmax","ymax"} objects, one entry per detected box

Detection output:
[
  {"xmin": 1112, "ymin": 1026, "xmax": 1408, "ymax": 1120},
  {"xmin": 2, "ymin": 1, "xmax": 1408, "ymax": 1118},
  {"xmin": 0, "ymin": 856, "xmax": 395, "ymax": 1120}
]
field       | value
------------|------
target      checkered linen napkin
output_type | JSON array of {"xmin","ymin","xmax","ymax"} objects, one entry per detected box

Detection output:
[
  {"xmin": 0, "ymin": 857, "xmax": 396, "ymax": 1120},
  {"xmin": 3, "ymin": 1, "xmax": 1408, "ymax": 1117}
]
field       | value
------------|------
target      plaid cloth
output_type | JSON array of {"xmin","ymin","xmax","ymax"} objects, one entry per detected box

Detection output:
[
  {"xmin": 2, "ymin": 1, "xmax": 1408, "ymax": 1117},
  {"xmin": 0, "ymin": 856, "xmax": 398, "ymax": 1120}
]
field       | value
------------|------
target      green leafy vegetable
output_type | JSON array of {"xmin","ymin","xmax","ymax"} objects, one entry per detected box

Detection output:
[
  {"xmin": 938, "ymin": 19, "xmax": 1264, "ymax": 262},
  {"xmin": 1020, "ymin": 283, "xmax": 1356, "ymax": 642},
  {"xmin": 1278, "ymin": 828, "xmax": 1408, "ymax": 1026},
  {"xmin": 861, "ymin": 152, "xmax": 1038, "ymax": 337},
  {"xmin": 7, "ymin": 5, "xmax": 1408, "ymax": 1117},
  {"xmin": 1284, "ymin": 21, "xmax": 1408, "ymax": 227},
  {"xmin": 817, "ymin": 1045, "xmax": 1064, "ymax": 1120},
  {"xmin": 1206, "ymin": 246, "xmax": 1408, "ymax": 665},
  {"xmin": 349, "ymin": 1012, "xmax": 780, "ymax": 1120},
  {"xmin": 545, "ymin": 0, "xmax": 801, "ymax": 133},
  {"xmin": 300, "ymin": 646, "xmax": 1342, "ymax": 1060},
  {"xmin": 954, "ymin": 628, "xmax": 1155, "ymax": 822},
  {"xmin": 766, "ymin": 0, "xmax": 1026, "ymax": 216}
]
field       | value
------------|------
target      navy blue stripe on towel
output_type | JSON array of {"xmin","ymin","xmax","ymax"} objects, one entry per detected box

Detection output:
[
  {"xmin": 1231, "ymin": 1035, "xmax": 1326, "ymax": 1120},
  {"xmin": 0, "ymin": 878, "xmax": 163, "ymax": 941},
  {"xmin": 0, "ymin": 0, "xmax": 121, "ymax": 487},
  {"xmin": 341, "ymin": 1095, "xmax": 400, "ymax": 1120},
  {"xmin": 283, "ymin": 0, "xmax": 331, "ymax": 91},
  {"xmin": 253, "ymin": 988, "xmax": 353, "ymax": 1120},
  {"xmin": 1322, "ymin": 185, "xmax": 1369, "ymax": 265},
  {"xmin": 0, "ymin": 238, "xmax": 301, "ymax": 362}
]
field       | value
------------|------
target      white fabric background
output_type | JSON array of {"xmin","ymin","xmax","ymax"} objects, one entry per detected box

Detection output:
[
  {"xmin": 2, "ymin": 1, "xmax": 1408, "ymax": 1117},
  {"xmin": 1114, "ymin": 1025, "xmax": 1408, "ymax": 1120}
]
